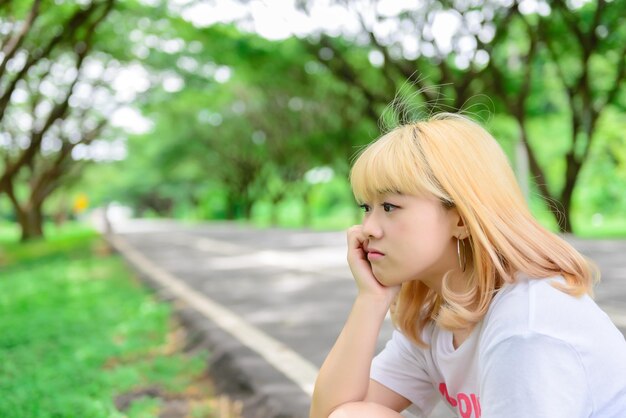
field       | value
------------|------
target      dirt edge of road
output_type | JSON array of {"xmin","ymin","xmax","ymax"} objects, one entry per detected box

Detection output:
[{"xmin": 106, "ymin": 234, "xmax": 312, "ymax": 418}]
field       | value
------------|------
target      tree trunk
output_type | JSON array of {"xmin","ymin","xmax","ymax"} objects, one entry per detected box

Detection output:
[
  {"xmin": 270, "ymin": 199, "xmax": 280, "ymax": 226},
  {"xmin": 560, "ymin": 204, "xmax": 573, "ymax": 234},
  {"xmin": 301, "ymin": 188, "xmax": 313, "ymax": 227},
  {"xmin": 3, "ymin": 180, "xmax": 43, "ymax": 241},
  {"xmin": 512, "ymin": 113, "xmax": 573, "ymax": 233},
  {"xmin": 224, "ymin": 194, "xmax": 236, "ymax": 220},
  {"xmin": 224, "ymin": 193, "xmax": 254, "ymax": 220},
  {"xmin": 269, "ymin": 192, "xmax": 285, "ymax": 226},
  {"xmin": 53, "ymin": 194, "xmax": 69, "ymax": 226},
  {"xmin": 559, "ymin": 168, "xmax": 577, "ymax": 233},
  {"xmin": 243, "ymin": 197, "xmax": 254, "ymax": 220},
  {"xmin": 18, "ymin": 204, "xmax": 44, "ymax": 242}
]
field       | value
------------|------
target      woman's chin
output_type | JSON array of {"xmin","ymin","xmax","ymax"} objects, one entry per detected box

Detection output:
[
  {"xmin": 375, "ymin": 271, "xmax": 418, "ymax": 288},
  {"xmin": 373, "ymin": 272, "xmax": 398, "ymax": 288}
]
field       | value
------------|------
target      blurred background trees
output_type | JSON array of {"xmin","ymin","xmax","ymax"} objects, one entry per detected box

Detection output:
[
  {"xmin": 1, "ymin": 0, "xmax": 625, "ymax": 241},
  {"xmin": 0, "ymin": 0, "xmax": 116, "ymax": 240}
]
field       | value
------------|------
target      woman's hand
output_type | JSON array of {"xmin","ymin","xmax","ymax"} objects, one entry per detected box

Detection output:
[
  {"xmin": 346, "ymin": 225, "xmax": 400, "ymax": 304},
  {"xmin": 311, "ymin": 225, "xmax": 401, "ymax": 418}
]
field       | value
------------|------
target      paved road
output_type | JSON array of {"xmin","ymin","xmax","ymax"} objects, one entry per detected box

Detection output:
[{"xmin": 106, "ymin": 219, "xmax": 626, "ymax": 418}]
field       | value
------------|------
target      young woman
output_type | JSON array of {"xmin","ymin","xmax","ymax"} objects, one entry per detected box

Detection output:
[{"xmin": 310, "ymin": 113, "xmax": 626, "ymax": 418}]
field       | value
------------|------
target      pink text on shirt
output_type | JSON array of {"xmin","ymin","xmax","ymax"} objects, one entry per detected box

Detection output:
[{"xmin": 439, "ymin": 382, "xmax": 482, "ymax": 418}]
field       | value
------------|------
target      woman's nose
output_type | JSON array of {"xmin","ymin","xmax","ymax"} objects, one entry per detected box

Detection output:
[{"xmin": 362, "ymin": 213, "xmax": 383, "ymax": 238}]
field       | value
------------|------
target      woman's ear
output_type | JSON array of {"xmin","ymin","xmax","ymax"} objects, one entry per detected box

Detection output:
[{"xmin": 449, "ymin": 208, "xmax": 469, "ymax": 239}]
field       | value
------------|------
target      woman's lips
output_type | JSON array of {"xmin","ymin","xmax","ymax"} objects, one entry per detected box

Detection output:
[{"xmin": 367, "ymin": 250, "xmax": 385, "ymax": 261}]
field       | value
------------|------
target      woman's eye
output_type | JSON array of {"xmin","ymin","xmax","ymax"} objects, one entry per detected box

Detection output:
[
  {"xmin": 382, "ymin": 203, "xmax": 397, "ymax": 212},
  {"xmin": 359, "ymin": 204, "xmax": 371, "ymax": 213}
]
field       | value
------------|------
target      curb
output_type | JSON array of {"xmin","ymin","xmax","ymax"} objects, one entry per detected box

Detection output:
[{"xmin": 105, "ymin": 233, "xmax": 313, "ymax": 418}]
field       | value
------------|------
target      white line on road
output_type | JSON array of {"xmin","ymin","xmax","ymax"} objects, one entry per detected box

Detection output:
[{"xmin": 109, "ymin": 235, "xmax": 318, "ymax": 396}]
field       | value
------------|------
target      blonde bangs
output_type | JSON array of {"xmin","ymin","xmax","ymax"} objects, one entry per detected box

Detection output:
[{"xmin": 350, "ymin": 126, "xmax": 447, "ymax": 204}]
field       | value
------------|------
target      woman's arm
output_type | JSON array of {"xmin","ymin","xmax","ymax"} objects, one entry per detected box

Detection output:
[{"xmin": 309, "ymin": 226, "xmax": 403, "ymax": 418}]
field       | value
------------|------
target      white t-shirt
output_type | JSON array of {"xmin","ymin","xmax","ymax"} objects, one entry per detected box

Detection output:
[{"xmin": 371, "ymin": 275, "xmax": 626, "ymax": 418}]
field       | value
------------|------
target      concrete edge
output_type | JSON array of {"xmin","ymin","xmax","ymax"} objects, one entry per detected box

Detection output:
[{"xmin": 105, "ymin": 233, "xmax": 314, "ymax": 418}]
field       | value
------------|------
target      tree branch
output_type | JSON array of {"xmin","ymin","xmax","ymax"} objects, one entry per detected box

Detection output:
[
  {"xmin": 516, "ymin": 14, "xmax": 538, "ymax": 111},
  {"xmin": 0, "ymin": 0, "xmax": 114, "ymax": 194},
  {"xmin": 0, "ymin": 0, "xmax": 104, "ymax": 124},
  {"xmin": 605, "ymin": 43, "xmax": 626, "ymax": 107},
  {"xmin": 0, "ymin": 0, "xmax": 41, "ymax": 80},
  {"xmin": 3, "ymin": 174, "xmax": 23, "ymax": 216},
  {"xmin": 31, "ymin": 118, "xmax": 106, "ymax": 206},
  {"xmin": 552, "ymin": 0, "xmax": 586, "ymax": 48},
  {"xmin": 308, "ymin": 34, "xmax": 385, "ymax": 122},
  {"xmin": 354, "ymin": 9, "xmax": 397, "ymax": 94},
  {"xmin": 540, "ymin": 19, "xmax": 576, "ymax": 109}
]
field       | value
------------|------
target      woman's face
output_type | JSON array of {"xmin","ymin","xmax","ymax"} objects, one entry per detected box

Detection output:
[{"xmin": 360, "ymin": 192, "xmax": 461, "ymax": 289}]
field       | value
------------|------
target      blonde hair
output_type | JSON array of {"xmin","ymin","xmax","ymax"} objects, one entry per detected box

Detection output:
[{"xmin": 350, "ymin": 113, "xmax": 598, "ymax": 347}]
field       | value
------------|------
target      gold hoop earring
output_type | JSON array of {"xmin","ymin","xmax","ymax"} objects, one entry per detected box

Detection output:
[{"xmin": 457, "ymin": 236, "xmax": 467, "ymax": 272}]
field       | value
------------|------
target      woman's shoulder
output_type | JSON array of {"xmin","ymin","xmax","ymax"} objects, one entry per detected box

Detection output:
[
  {"xmin": 479, "ymin": 274, "xmax": 610, "ymax": 352},
  {"xmin": 486, "ymin": 273, "xmax": 591, "ymax": 316}
]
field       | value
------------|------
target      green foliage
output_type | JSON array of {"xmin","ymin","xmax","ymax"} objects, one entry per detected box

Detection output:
[
  {"xmin": 8, "ymin": 0, "xmax": 623, "ymax": 236},
  {"xmin": 84, "ymin": 8, "xmax": 384, "ymax": 219},
  {"xmin": 573, "ymin": 108, "xmax": 626, "ymax": 217},
  {"xmin": 0, "ymin": 225, "xmax": 211, "ymax": 417}
]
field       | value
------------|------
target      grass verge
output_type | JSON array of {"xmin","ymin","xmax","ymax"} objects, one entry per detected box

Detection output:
[{"xmin": 0, "ymin": 224, "xmax": 241, "ymax": 418}]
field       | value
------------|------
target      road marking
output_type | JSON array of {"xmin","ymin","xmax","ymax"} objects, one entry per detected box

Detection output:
[{"xmin": 109, "ymin": 235, "xmax": 318, "ymax": 396}]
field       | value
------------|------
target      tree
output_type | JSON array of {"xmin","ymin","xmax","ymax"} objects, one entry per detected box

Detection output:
[
  {"xmin": 537, "ymin": 0, "xmax": 626, "ymax": 231},
  {"xmin": 101, "ymin": 19, "xmax": 370, "ymax": 222},
  {"xmin": 62, "ymin": 0, "xmax": 626, "ymax": 233},
  {"xmin": 0, "ymin": 0, "xmax": 115, "ymax": 240},
  {"xmin": 295, "ymin": 0, "xmax": 626, "ymax": 232}
]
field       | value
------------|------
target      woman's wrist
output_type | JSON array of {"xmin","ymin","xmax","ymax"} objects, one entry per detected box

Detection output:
[{"xmin": 354, "ymin": 291, "xmax": 395, "ymax": 315}]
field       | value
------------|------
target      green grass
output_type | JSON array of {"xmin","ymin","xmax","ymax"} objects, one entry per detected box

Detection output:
[
  {"xmin": 0, "ymin": 224, "xmax": 216, "ymax": 417},
  {"xmin": 0, "ymin": 224, "xmax": 99, "ymax": 266}
]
